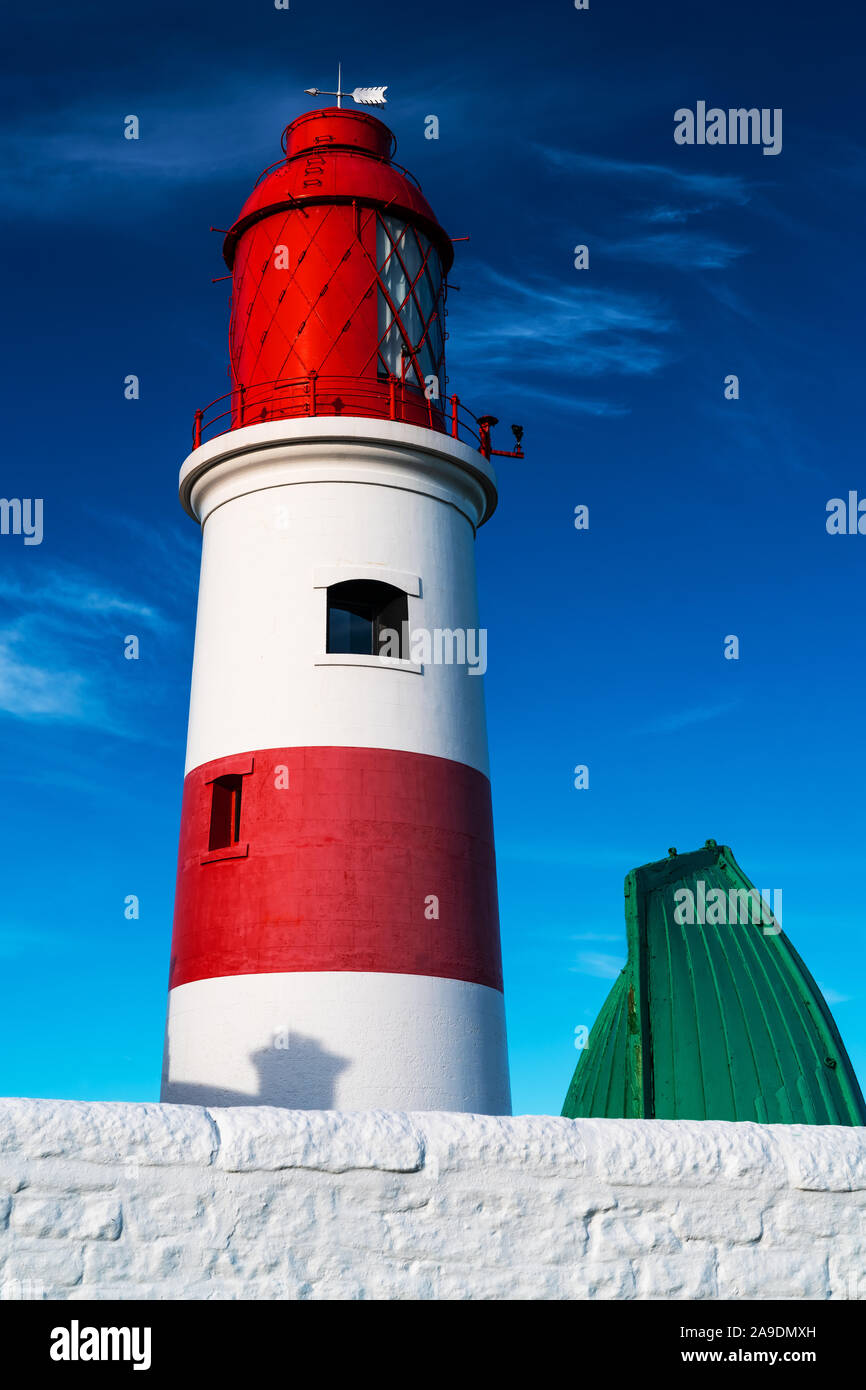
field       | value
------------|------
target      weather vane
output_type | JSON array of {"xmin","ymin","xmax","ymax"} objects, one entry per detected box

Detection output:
[{"xmin": 305, "ymin": 62, "xmax": 387, "ymax": 109}]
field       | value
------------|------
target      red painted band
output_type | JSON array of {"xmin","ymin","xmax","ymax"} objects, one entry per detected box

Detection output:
[{"xmin": 169, "ymin": 747, "xmax": 503, "ymax": 992}]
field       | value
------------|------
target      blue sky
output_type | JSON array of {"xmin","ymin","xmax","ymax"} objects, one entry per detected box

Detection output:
[{"xmin": 2, "ymin": 0, "xmax": 864, "ymax": 1114}]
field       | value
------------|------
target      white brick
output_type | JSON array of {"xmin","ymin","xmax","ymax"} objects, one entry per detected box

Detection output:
[
  {"xmin": 10, "ymin": 1195, "xmax": 121, "ymax": 1241},
  {"xmin": 0, "ymin": 1099, "xmax": 217, "ymax": 1167},
  {"xmin": 718, "ymin": 1247, "xmax": 830, "ymax": 1299}
]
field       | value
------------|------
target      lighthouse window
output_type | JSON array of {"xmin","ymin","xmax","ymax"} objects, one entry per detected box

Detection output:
[
  {"xmin": 208, "ymin": 774, "xmax": 243, "ymax": 851},
  {"xmin": 326, "ymin": 579, "xmax": 409, "ymax": 658},
  {"xmin": 377, "ymin": 216, "xmax": 444, "ymax": 398}
]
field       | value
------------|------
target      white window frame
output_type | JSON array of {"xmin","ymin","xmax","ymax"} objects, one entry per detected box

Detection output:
[{"xmin": 313, "ymin": 564, "xmax": 423, "ymax": 673}]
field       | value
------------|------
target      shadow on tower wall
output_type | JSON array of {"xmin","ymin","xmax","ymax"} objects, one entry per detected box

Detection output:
[{"xmin": 160, "ymin": 1031, "xmax": 351, "ymax": 1109}]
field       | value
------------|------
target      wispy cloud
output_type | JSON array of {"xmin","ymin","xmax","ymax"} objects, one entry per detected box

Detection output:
[
  {"xmin": 0, "ymin": 79, "xmax": 291, "ymax": 217},
  {"xmin": 636, "ymin": 700, "xmax": 740, "ymax": 735},
  {"xmin": 607, "ymin": 231, "xmax": 748, "ymax": 270},
  {"xmin": 0, "ymin": 570, "xmax": 163, "ymax": 627},
  {"xmin": 0, "ymin": 636, "xmax": 96, "ymax": 723},
  {"xmin": 534, "ymin": 146, "xmax": 752, "ymax": 207},
  {"xmin": 818, "ymin": 984, "xmax": 852, "ymax": 1006},
  {"xmin": 0, "ymin": 561, "xmax": 176, "ymax": 732},
  {"xmin": 698, "ymin": 276, "xmax": 761, "ymax": 322},
  {"xmin": 570, "ymin": 951, "xmax": 625, "ymax": 979},
  {"xmin": 451, "ymin": 266, "xmax": 675, "ymax": 383},
  {"xmin": 641, "ymin": 205, "xmax": 695, "ymax": 224},
  {"xmin": 508, "ymin": 384, "xmax": 631, "ymax": 418}
]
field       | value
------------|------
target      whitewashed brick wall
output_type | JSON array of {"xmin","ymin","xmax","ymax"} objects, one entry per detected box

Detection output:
[{"xmin": 0, "ymin": 1100, "xmax": 863, "ymax": 1300}]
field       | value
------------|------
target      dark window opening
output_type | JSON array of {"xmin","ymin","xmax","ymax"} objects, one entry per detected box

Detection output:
[
  {"xmin": 326, "ymin": 580, "xmax": 409, "ymax": 659},
  {"xmin": 208, "ymin": 774, "xmax": 244, "ymax": 851}
]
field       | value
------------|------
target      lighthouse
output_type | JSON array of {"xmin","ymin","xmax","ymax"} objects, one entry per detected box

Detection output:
[{"xmin": 161, "ymin": 88, "xmax": 516, "ymax": 1113}]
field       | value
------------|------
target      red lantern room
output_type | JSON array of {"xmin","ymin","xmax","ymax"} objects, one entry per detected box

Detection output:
[{"xmin": 218, "ymin": 105, "xmax": 453, "ymax": 433}]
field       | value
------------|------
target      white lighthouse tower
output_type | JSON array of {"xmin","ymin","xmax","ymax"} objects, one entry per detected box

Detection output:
[{"xmin": 161, "ymin": 97, "xmax": 519, "ymax": 1113}]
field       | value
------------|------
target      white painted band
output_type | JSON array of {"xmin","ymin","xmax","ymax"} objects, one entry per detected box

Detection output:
[
  {"xmin": 180, "ymin": 417, "xmax": 498, "ymax": 529},
  {"xmin": 182, "ymin": 438, "xmax": 493, "ymax": 774},
  {"xmin": 161, "ymin": 971, "xmax": 511, "ymax": 1115}
]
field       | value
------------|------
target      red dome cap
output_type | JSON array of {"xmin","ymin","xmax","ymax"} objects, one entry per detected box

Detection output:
[
  {"xmin": 223, "ymin": 108, "xmax": 453, "ymax": 272},
  {"xmin": 284, "ymin": 106, "xmax": 395, "ymax": 160}
]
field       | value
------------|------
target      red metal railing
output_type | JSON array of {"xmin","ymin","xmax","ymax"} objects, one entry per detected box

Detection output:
[{"xmin": 192, "ymin": 373, "xmax": 524, "ymax": 460}]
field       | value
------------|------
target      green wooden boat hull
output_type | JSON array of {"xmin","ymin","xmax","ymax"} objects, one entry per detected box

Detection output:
[{"xmin": 562, "ymin": 841, "xmax": 866, "ymax": 1125}]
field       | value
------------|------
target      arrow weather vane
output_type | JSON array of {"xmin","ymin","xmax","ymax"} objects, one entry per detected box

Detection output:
[{"xmin": 305, "ymin": 62, "xmax": 387, "ymax": 109}]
